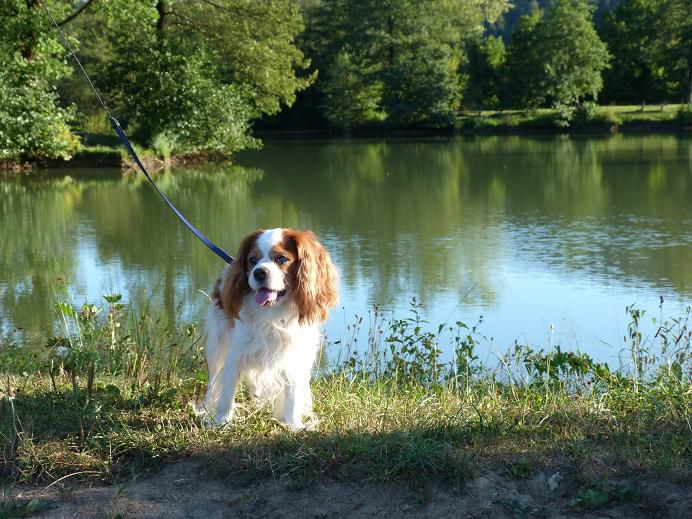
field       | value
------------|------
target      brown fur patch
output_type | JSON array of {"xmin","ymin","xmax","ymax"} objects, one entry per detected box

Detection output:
[
  {"xmin": 220, "ymin": 230, "xmax": 263, "ymax": 320},
  {"xmin": 283, "ymin": 229, "xmax": 339, "ymax": 325}
]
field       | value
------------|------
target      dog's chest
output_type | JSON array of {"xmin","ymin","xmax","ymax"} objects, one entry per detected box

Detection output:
[{"xmin": 236, "ymin": 319, "xmax": 295, "ymax": 357}]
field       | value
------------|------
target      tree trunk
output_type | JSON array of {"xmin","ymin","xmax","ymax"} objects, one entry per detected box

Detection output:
[
  {"xmin": 387, "ymin": 14, "xmax": 394, "ymax": 66},
  {"xmin": 22, "ymin": 0, "xmax": 38, "ymax": 60},
  {"xmin": 156, "ymin": 0, "xmax": 166, "ymax": 33}
]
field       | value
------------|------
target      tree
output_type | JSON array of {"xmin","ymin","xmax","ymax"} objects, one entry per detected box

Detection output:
[
  {"xmin": 463, "ymin": 36, "xmax": 506, "ymax": 111},
  {"xmin": 599, "ymin": 0, "xmax": 669, "ymax": 104},
  {"xmin": 68, "ymin": 0, "xmax": 312, "ymax": 154},
  {"xmin": 501, "ymin": 10, "xmax": 544, "ymax": 108},
  {"xmin": 171, "ymin": 0, "xmax": 314, "ymax": 117},
  {"xmin": 0, "ymin": 0, "xmax": 79, "ymax": 161},
  {"xmin": 320, "ymin": 50, "xmax": 386, "ymax": 129},
  {"xmin": 539, "ymin": 0, "xmax": 611, "ymax": 113},
  {"xmin": 657, "ymin": 0, "xmax": 692, "ymax": 103},
  {"xmin": 380, "ymin": 0, "xmax": 469, "ymax": 127},
  {"xmin": 303, "ymin": 0, "xmax": 510, "ymax": 129},
  {"xmin": 503, "ymin": 0, "xmax": 610, "ymax": 117}
]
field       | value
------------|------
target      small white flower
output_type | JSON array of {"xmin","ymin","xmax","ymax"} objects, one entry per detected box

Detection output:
[{"xmin": 55, "ymin": 346, "xmax": 70, "ymax": 358}]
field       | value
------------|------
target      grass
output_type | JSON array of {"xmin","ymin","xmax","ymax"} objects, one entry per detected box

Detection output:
[
  {"xmin": 457, "ymin": 103, "xmax": 692, "ymax": 131},
  {"xmin": 1, "ymin": 295, "xmax": 690, "ymax": 510}
]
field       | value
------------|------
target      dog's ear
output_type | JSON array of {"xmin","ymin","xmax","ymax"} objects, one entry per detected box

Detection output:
[
  {"xmin": 220, "ymin": 230, "xmax": 262, "ymax": 320},
  {"xmin": 288, "ymin": 230, "xmax": 339, "ymax": 325}
]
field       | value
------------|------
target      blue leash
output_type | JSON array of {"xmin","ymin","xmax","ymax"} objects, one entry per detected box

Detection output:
[
  {"xmin": 109, "ymin": 117, "xmax": 234, "ymax": 263},
  {"xmin": 38, "ymin": 0, "xmax": 234, "ymax": 264}
]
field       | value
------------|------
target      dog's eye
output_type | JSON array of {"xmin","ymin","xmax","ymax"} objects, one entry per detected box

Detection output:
[
  {"xmin": 248, "ymin": 257, "xmax": 258, "ymax": 266},
  {"xmin": 275, "ymin": 255, "xmax": 289, "ymax": 265}
]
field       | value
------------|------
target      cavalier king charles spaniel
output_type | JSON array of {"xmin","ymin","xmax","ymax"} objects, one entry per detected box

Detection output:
[{"xmin": 202, "ymin": 228, "xmax": 338, "ymax": 428}]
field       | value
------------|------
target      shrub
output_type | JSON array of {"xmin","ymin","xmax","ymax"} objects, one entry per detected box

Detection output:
[
  {"xmin": 677, "ymin": 104, "xmax": 692, "ymax": 126},
  {"xmin": 573, "ymin": 102, "xmax": 622, "ymax": 127},
  {"xmin": 0, "ymin": 6, "xmax": 79, "ymax": 162}
]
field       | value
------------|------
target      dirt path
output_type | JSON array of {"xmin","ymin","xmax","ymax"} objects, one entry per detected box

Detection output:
[{"xmin": 10, "ymin": 460, "xmax": 690, "ymax": 518}]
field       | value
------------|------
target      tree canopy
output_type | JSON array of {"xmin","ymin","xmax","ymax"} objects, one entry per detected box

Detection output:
[
  {"xmin": 1, "ymin": 0, "xmax": 313, "ymax": 161},
  {"xmin": 599, "ymin": 0, "xmax": 691, "ymax": 105},
  {"xmin": 0, "ymin": 0, "xmax": 79, "ymax": 161},
  {"xmin": 303, "ymin": 0, "xmax": 510, "ymax": 128},
  {"xmin": 79, "ymin": 0, "xmax": 312, "ymax": 153},
  {"xmin": 0, "ymin": 0, "xmax": 690, "ymax": 162}
]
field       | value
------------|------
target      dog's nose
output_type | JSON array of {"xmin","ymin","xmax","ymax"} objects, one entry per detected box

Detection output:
[{"xmin": 253, "ymin": 268, "xmax": 267, "ymax": 282}]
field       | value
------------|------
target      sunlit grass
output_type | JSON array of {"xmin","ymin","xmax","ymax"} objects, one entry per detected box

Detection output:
[
  {"xmin": 457, "ymin": 103, "xmax": 689, "ymax": 129},
  {"xmin": 1, "ymin": 295, "xmax": 690, "ymax": 492}
]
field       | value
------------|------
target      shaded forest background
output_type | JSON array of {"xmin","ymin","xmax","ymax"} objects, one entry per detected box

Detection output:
[{"xmin": 1, "ymin": 0, "xmax": 691, "ymax": 162}]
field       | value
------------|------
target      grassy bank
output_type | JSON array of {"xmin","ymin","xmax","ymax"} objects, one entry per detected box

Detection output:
[
  {"xmin": 1, "ymin": 297, "xmax": 690, "ymax": 515},
  {"xmin": 5, "ymin": 103, "xmax": 691, "ymax": 175},
  {"xmin": 457, "ymin": 103, "xmax": 692, "ymax": 133}
]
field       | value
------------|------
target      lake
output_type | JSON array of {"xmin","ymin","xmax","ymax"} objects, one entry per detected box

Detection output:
[{"xmin": 1, "ymin": 134, "xmax": 691, "ymax": 366}]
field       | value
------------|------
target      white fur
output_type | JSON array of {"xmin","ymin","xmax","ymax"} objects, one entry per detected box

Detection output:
[
  {"xmin": 201, "ymin": 230, "xmax": 327, "ymax": 429},
  {"xmin": 250, "ymin": 228, "xmax": 285, "ymax": 293}
]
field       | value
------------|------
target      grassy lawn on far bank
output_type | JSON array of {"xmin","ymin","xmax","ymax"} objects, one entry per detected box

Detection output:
[{"xmin": 457, "ymin": 103, "xmax": 692, "ymax": 132}]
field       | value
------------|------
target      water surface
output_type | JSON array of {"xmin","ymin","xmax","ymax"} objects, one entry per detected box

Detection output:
[{"xmin": 1, "ymin": 135, "xmax": 691, "ymax": 364}]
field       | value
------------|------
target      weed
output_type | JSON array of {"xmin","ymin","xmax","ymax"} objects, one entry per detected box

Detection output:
[
  {"xmin": 676, "ymin": 104, "xmax": 692, "ymax": 126},
  {"xmin": 0, "ymin": 484, "xmax": 49, "ymax": 518},
  {"xmin": 0, "ymin": 294, "xmax": 690, "ymax": 494},
  {"xmin": 508, "ymin": 458, "xmax": 533, "ymax": 478},
  {"xmin": 570, "ymin": 480, "xmax": 641, "ymax": 510}
]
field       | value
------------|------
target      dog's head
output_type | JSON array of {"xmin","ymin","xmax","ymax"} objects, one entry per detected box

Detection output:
[{"xmin": 220, "ymin": 228, "xmax": 339, "ymax": 324}]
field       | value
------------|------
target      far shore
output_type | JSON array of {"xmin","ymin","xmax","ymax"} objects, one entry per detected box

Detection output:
[{"xmin": 2, "ymin": 104, "xmax": 691, "ymax": 174}]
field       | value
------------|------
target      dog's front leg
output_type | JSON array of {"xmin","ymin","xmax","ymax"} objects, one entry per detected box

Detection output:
[
  {"xmin": 213, "ymin": 362, "xmax": 241, "ymax": 425},
  {"xmin": 275, "ymin": 377, "xmax": 313, "ymax": 429}
]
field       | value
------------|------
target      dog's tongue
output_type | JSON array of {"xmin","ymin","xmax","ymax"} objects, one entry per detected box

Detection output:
[{"xmin": 255, "ymin": 288, "xmax": 278, "ymax": 306}]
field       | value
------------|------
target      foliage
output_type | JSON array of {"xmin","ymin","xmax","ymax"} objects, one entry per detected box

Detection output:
[
  {"xmin": 383, "ymin": 300, "xmax": 444, "ymax": 386},
  {"xmin": 303, "ymin": 0, "xmax": 509, "ymax": 128},
  {"xmin": 598, "ymin": 0, "xmax": 691, "ymax": 104},
  {"xmin": 1, "ymin": 0, "xmax": 691, "ymax": 158},
  {"xmin": 503, "ymin": 0, "xmax": 611, "ymax": 119},
  {"xmin": 102, "ymin": 43, "xmax": 258, "ymax": 154},
  {"xmin": 501, "ymin": 10, "xmax": 544, "ymax": 109},
  {"xmin": 70, "ymin": 0, "xmax": 312, "ymax": 155},
  {"xmin": 320, "ymin": 50, "xmax": 386, "ymax": 129},
  {"xmin": 175, "ymin": 0, "xmax": 315, "ymax": 117},
  {"xmin": 656, "ymin": 0, "xmax": 692, "ymax": 103},
  {"xmin": 0, "ymin": 0, "xmax": 79, "ymax": 161},
  {"xmin": 32, "ymin": 293, "xmax": 204, "ymax": 388},
  {"xmin": 463, "ymin": 36, "xmax": 506, "ymax": 110},
  {"xmin": 598, "ymin": 0, "xmax": 669, "ymax": 104},
  {"xmin": 677, "ymin": 103, "xmax": 692, "ymax": 125}
]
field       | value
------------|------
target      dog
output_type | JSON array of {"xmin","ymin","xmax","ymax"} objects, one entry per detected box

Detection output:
[{"xmin": 202, "ymin": 228, "xmax": 339, "ymax": 428}]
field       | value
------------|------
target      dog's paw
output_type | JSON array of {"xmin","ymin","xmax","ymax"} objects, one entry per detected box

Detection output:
[
  {"xmin": 214, "ymin": 410, "xmax": 234, "ymax": 426},
  {"xmin": 302, "ymin": 413, "xmax": 320, "ymax": 431},
  {"xmin": 280, "ymin": 419, "xmax": 303, "ymax": 430},
  {"xmin": 281, "ymin": 414, "xmax": 319, "ymax": 431},
  {"xmin": 189, "ymin": 400, "xmax": 214, "ymax": 426}
]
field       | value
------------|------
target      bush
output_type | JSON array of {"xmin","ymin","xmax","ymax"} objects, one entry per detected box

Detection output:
[
  {"xmin": 677, "ymin": 104, "xmax": 692, "ymax": 126},
  {"xmin": 574, "ymin": 101, "xmax": 599, "ymax": 123},
  {"xmin": 102, "ymin": 44, "xmax": 259, "ymax": 155},
  {"xmin": 594, "ymin": 107, "xmax": 623, "ymax": 127},
  {"xmin": 0, "ymin": 6, "xmax": 79, "ymax": 162},
  {"xmin": 573, "ymin": 102, "xmax": 622, "ymax": 127},
  {"xmin": 552, "ymin": 103, "xmax": 575, "ymax": 127},
  {"xmin": 0, "ymin": 73, "xmax": 79, "ymax": 161}
]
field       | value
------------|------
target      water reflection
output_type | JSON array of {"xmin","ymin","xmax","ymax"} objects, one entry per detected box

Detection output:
[{"xmin": 1, "ymin": 135, "xmax": 690, "ymax": 360}]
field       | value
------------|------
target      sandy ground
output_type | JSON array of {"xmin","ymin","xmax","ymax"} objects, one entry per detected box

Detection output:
[{"xmin": 10, "ymin": 460, "xmax": 691, "ymax": 518}]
